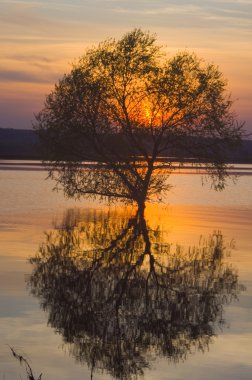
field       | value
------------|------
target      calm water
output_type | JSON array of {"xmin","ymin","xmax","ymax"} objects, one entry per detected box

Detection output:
[{"xmin": 0, "ymin": 161, "xmax": 252, "ymax": 380}]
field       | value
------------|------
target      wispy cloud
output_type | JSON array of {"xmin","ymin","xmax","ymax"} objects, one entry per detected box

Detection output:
[
  {"xmin": 114, "ymin": 4, "xmax": 201, "ymax": 15},
  {"xmin": 112, "ymin": 1, "xmax": 252, "ymax": 29},
  {"xmin": 0, "ymin": 69, "xmax": 58, "ymax": 84},
  {"xmin": 5, "ymin": 54, "xmax": 53, "ymax": 63}
]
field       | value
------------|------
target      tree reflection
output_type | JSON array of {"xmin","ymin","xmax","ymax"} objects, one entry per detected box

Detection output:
[{"xmin": 29, "ymin": 208, "xmax": 243, "ymax": 380}]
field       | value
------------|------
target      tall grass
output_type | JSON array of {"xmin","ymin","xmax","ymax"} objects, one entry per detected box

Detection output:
[{"xmin": 9, "ymin": 347, "xmax": 42, "ymax": 380}]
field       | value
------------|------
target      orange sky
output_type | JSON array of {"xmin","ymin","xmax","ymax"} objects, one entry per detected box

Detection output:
[{"xmin": 0, "ymin": 0, "xmax": 251, "ymax": 133}]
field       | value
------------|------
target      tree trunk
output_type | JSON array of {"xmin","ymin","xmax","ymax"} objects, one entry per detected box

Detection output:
[{"xmin": 137, "ymin": 200, "xmax": 146, "ymax": 219}]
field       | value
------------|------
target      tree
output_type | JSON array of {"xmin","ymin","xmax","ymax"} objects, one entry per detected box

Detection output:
[{"xmin": 35, "ymin": 29, "xmax": 244, "ymax": 210}]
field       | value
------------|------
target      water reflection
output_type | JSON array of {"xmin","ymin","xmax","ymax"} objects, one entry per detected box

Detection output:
[{"xmin": 29, "ymin": 208, "xmax": 243, "ymax": 380}]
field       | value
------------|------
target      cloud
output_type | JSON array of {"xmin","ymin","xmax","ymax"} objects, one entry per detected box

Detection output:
[
  {"xmin": 114, "ymin": 4, "xmax": 201, "ymax": 15},
  {"xmin": 3, "ymin": 54, "xmax": 53, "ymax": 63},
  {"xmin": 0, "ymin": 69, "xmax": 58, "ymax": 84},
  {"xmin": 111, "ymin": 1, "xmax": 252, "ymax": 29}
]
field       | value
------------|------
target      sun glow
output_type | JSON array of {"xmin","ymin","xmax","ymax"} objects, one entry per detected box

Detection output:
[{"xmin": 140, "ymin": 99, "xmax": 164, "ymax": 127}]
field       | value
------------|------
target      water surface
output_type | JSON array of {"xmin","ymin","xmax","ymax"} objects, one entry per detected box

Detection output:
[{"xmin": 0, "ymin": 162, "xmax": 251, "ymax": 380}]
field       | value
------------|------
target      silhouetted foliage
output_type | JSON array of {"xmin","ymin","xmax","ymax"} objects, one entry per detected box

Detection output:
[
  {"xmin": 28, "ymin": 208, "xmax": 243, "ymax": 380},
  {"xmin": 35, "ymin": 29, "xmax": 245, "ymax": 208}
]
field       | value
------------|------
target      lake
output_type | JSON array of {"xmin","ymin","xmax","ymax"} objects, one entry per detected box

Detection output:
[{"xmin": 0, "ymin": 161, "xmax": 252, "ymax": 380}]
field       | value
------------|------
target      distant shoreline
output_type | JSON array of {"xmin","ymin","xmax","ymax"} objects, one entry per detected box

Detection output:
[
  {"xmin": 1, "ymin": 158, "xmax": 252, "ymax": 167},
  {"xmin": 1, "ymin": 154, "xmax": 252, "ymax": 164},
  {"xmin": 1, "ymin": 128, "xmax": 252, "ymax": 163}
]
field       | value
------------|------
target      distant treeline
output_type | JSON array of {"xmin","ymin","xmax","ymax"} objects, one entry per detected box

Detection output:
[
  {"xmin": 1, "ymin": 128, "xmax": 252, "ymax": 163},
  {"xmin": 0, "ymin": 128, "xmax": 39, "ymax": 159}
]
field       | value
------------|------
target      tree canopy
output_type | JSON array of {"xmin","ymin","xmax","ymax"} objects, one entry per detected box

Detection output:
[{"xmin": 35, "ymin": 29, "xmax": 244, "ymax": 208}]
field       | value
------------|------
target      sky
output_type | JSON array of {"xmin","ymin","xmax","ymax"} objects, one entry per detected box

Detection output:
[{"xmin": 0, "ymin": 0, "xmax": 251, "ymax": 134}]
